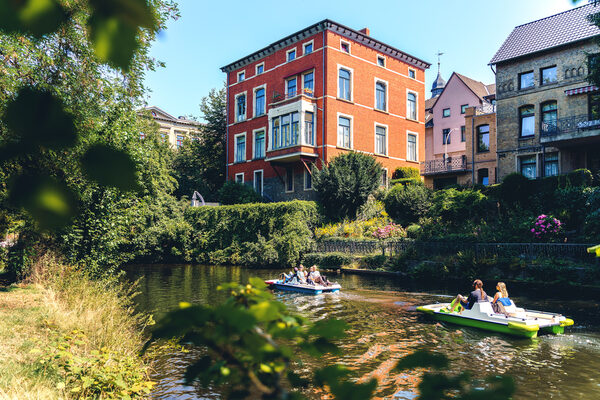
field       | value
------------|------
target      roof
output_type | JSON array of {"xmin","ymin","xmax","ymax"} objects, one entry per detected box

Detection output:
[
  {"xmin": 431, "ymin": 71, "xmax": 446, "ymax": 90},
  {"xmin": 425, "ymin": 97, "xmax": 438, "ymax": 111},
  {"xmin": 490, "ymin": 3, "xmax": 600, "ymax": 65},
  {"xmin": 454, "ymin": 73, "xmax": 496, "ymax": 100},
  {"xmin": 221, "ymin": 19, "xmax": 430, "ymax": 73},
  {"xmin": 143, "ymin": 106, "xmax": 202, "ymax": 127},
  {"xmin": 425, "ymin": 97, "xmax": 437, "ymax": 125}
]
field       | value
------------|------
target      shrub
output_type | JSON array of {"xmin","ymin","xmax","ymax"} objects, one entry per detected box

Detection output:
[
  {"xmin": 372, "ymin": 223, "xmax": 406, "ymax": 239},
  {"xmin": 531, "ymin": 214, "xmax": 563, "ymax": 242},
  {"xmin": 430, "ymin": 188, "xmax": 491, "ymax": 226},
  {"xmin": 313, "ymin": 152, "xmax": 382, "ymax": 221},
  {"xmin": 217, "ymin": 181, "xmax": 263, "ymax": 205},
  {"xmin": 302, "ymin": 252, "xmax": 353, "ymax": 268},
  {"xmin": 392, "ymin": 167, "xmax": 420, "ymax": 180},
  {"xmin": 383, "ymin": 184, "xmax": 432, "ymax": 226},
  {"xmin": 406, "ymin": 224, "xmax": 422, "ymax": 238},
  {"xmin": 361, "ymin": 254, "xmax": 387, "ymax": 270},
  {"xmin": 563, "ymin": 168, "xmax": 593, "ymax": 187},
  {"xmin": 498, "ymin": 173, "xmax": 533, "ymax": 206},
  {"xmin": 389, "ymin": 177, "xmax": 422, "ymax": 186}
]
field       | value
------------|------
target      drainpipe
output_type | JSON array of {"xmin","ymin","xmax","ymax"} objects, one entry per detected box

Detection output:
[
  {"xmin": 322, "ymin": 27, "xmax": 326, "ymax": 166},
  {"xmin": 471, "ymin": 107, "xmax": 475, "ymax": 185},
  {"xmin": 225, "ymin": 75, "xmax": 230, "ymax": 181}
]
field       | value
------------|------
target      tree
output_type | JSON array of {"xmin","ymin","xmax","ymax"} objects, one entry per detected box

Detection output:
[
  {"xmin": 383, "ymin": 184, "xmax": 432, "ymax": 226},
  {"xmin": 313, "ymin": 152, "xmax": 382, "ymax": 221}
]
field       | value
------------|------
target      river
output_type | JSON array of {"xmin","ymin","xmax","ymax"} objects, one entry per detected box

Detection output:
[{"xmin": 126, "ymin": 264, "xmax": 600, "ymax": 400}]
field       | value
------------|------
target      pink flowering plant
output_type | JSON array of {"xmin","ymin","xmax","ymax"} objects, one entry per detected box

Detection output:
[
  {"xmin": 372, "ymin": 223, "xmax": 405, "ymax": 240},
  {"xmin": 531, "ymin": 214, "xmax": 563, "ymax": 242}
]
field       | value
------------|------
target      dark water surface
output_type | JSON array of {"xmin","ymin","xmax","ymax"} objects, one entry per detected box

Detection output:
[{"xmin": 126, "ymin": 265, "xmax": 600, "ymax": 399}]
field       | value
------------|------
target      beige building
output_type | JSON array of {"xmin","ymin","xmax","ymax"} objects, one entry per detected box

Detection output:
[
  {"xmin": 491, "ymin": 4, "xmax": 600, "ymax": 181},
  {"xmin": 464, "ymin": 105, "xmax": 497, "ymax": 186},
  {"xmin": 143, "ymin": 106, "xmax": 202, "ymax": 149}
]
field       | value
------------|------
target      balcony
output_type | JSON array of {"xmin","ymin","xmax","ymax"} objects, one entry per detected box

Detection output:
[
  {"xmin": 541, "ymin": 114, "xmax": 600, "ymax": 145},
  {"xmin": 270, "ymin": 88, "xmax": 315, "ymax": 106},
  {"xmin": 421, "ymin": 156, "xmax": 469, "ymax": 176},
  {"xmin": 266, "ymin": 98, "xmax": 317, "ymax": 163}
]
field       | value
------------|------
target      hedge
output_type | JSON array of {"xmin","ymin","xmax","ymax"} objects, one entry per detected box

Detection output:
[
  {"xmin": 389, "ymin": 177, "xmax": 422, "ymax": 186},
  {"xmin": 392, "ymin": 167, "xmax": 420, "ymax": 180},
  {"xmin": 185, "ymin": 201, "xmax": 319, "ymax": 267}
]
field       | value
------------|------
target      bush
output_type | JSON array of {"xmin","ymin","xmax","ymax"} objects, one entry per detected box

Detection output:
[
  {"xmin": 562, "ymin": 168, "xmax": 593, "ymax": 187},
  {"xmin": 392, "ymin": 167, "xmax": 420, "ymax": 180},
  {"xmin": 361, "ymin": 254, "xmax": 388, "ymax": 270},
  {"xmin": 313, "ymin": 152, "xmax": 382, "ymax": 221},
  {"xmin": 389, "ymin": 177, "xmax": 422, "ymax": 186},
  {"xmin": 186, "ymin": 201, "xmax": 319, "ymax": 267},
  {"xmin": 406, "ymin": 224, "xmax": 422, "ymax": 238},
  {"xmin": 498, "ymin": 173, "xmax": 533, "ymax": 206},
  {"xmin": 217, "ymin": 181, "xmax": 263, "ymax": 205},
  {"xmin": 383, "ymin": 184, "xmax": 432, "ymax": 226},
  {"xmin": 302, "ymin": 252, "xmax": 352, "ymax": 268},
  {"xmin": 430, "ymin": 188, "xmax": 491, "ymax": 226}
]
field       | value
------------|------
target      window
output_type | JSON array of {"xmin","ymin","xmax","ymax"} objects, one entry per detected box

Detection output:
[
  {"xmin": 235, "ymin": 173, "xmax": 244, "ymax": 183},
  {"xmin": 541, "ymin": 101, "xmax": 557, "ymax": 135},
  {"xmin": 236, "ymin": 94, "xmax": 246, "ymax": 122},
  {"xmin": 375, "ymin": 125, "xmax": 387, "ymax": 155},
  {"xmin": 520, "ymin": 155, "xmax": 537, "ymax": 179},
  {"xmin": 461, "ymin": 126, "xmax": 466, "ymax": 142},
  {"xmin": 303, "ymin": 41, "xmax": 313, "ymax": 55},
  {"xmin": 254, "ymin": 130, "xmax": 265, "ymax": 159},
  {"xmin": 442, "ymin": 108, "xmax": 450, "ymax": 118},
  {"xmin": 381, "ymin": 169, "xmax": 388, "ymax": 187},
  {"xmin": 256, "ymin": 63, "xmax": 264, "ymax": 75},
  {"xmin": 544, "ymin": 152, "xmax": 559, "ymax": 177},
  {"xmin": 235, "ymin": 134, "xmax": 246, "ymax": 163},
  {"xmin": 341, "ymin": 41, "xmax": 350, "ymax": 53},
  {"xmin": 407, "ymin": 133, "xmax": 417, "ymax": 162},
  {"xmin": 176, "ymin": 135, "xmax": 184, "ymax": 148},
  {"xmin": 303, "ymin": 71, "xmax": 314, "ymax": 95},
  {"xmin": 254, "ymin": 170, "xmax": 263, "ymax": 195},
  {"xmin": 287, "ymin": 77, "xmax": 297, "ymax": 97},
  {"xmin": 272, "ymin": 112, "xmax": 299, "ymax": 149},
  {"xmin": 255, "ymin": 88, "xmax": 265, "ymax": 116},
  {"xmin": 461, "ymin": 104, "xmax": 468, "ymax": 114},
  {"xmin": 304, "ymin": 111, "xmax": 314, "ymax": 145},
  {"xmin": 477, "ymin": 125, "xmax": 490, "ymax": 153},
  {"xmin": 238, "ymin": 71, "xmax": 245, "ymax": 82},
  {"xmin": 287, "ymin": 49, "xmax": 296, "ymax": 62},
  {"xmin": 590, "ymin": 92, "xmax": 600, "ymax": 120},
  {"xmin": 408, "ymin": 69, "xmax": 416, "ymax": 79},
  {"xmin": 519, "ymin": 71, "xmax": 534, "ymax": 89},
  {"xmin": 442, "ymin": 128, "xmax": 451, "ymax": 145},
  {"xmin": 477, "ymin": 168, "xmax": 489, "ymax": 186},
  {"xmin": 541, "ymin": 66, "xmax": 557, "ymax": 85},
  {"xmin": 407, "ymin": 92, "xmax": 417, "ymax": 120},
  {"xmin": 338, "ymin": 116, "xmax": 351, "ymax": 148},
  {"xmin": 519, "ymin": 105, "xmax": 535, "ymax": 137},
  {"xmin": 377, "ymin": 56, "xmax": 385, "ymax": 67},
  {"xmin": 285, "ymin": 167, "xmax": 294, "ymax": 192},
  {"xmin": 375, "ymin": 81, "xmax": 387, "ymax": 111},
  {"xmin": 304, "ymin": 170, "xmax": 313, "ymax": 190},
  {"xmin": 339, "ymin": 68, "xmax": 351, "ymax": 100}
]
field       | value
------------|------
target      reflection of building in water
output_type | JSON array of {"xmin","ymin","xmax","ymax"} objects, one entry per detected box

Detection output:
[{"xmin": 141, "ymin": 106, "xmax": 203, "ymax": 149}]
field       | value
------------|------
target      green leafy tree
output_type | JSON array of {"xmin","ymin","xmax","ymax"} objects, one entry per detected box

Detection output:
[
  {"xmin": 313, "ymin": 152, "xmax": 382, "ymax": 221},
  {"xmin": 384, "ymin": 184, "xmax": 432, "ymax": 226}
]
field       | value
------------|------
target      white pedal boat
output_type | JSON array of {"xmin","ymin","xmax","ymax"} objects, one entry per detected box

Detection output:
[
  {"xmin": 265, "ymin": 279, "xmax": 341, "ymax": 294},
  {"xmin": 417, "ymin": 301, "xmax": 574, "ymax": 338}
]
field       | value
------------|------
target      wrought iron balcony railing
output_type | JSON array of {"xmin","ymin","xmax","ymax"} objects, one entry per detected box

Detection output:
[
  {"xmin": 541, "ymin": 114, "xmax": 600, "ymax": 137},
  {"xmin": 421, "ymin": 156, "xmax": 468, "ymax": 175},
  {"xmin": 272, "ymin": 88, "xmax": 314, "ymax": 103}
]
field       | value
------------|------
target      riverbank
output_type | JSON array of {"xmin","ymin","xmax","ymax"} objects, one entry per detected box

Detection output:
[{"xmin": 0, "ymin": 255, "xmax": 153, "ymax": 399}]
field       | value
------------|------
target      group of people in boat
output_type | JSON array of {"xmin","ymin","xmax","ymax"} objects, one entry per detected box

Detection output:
[
  {"xmin": 280, "ymin": 264, "xmax": 333, "ymax": 286},
  {"xmin": 449, "ymin": 279, "xmax": 514, "ymax": 315}
]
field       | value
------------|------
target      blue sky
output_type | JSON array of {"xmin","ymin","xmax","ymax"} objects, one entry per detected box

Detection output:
[{"xmin": 144, "ymin": 0, "xmax": 581, "ymax": 119}]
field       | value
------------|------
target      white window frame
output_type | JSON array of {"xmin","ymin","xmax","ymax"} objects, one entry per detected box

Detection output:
[
  {"xmin": 255, "ymin": 62, "xmax": 265, "ymax": 75},
  {"xmin": 253, "ymin": 84, "xmax": 267, "ymax": 118},
  {"xmin": 252, "ymin": 128, "xmax": 266, "ymax": 160},
  {"xmin": 234, "ymin": 91, "xmax": 247, "ymax": 122},
  {"xmin": 374, "ymin": 77, "xmax": 389, "ymax": 112},
  {"xmin": 235, "ymin": 172, "xmax": 244, "ymax": 183},
  {"xmin": 253, "ymin": 169, "xmax": 264, "ymax": 195},
  {"xmin": 377, "ymin": 55, "xmax": 386, "ymax": 67},
  {"xmin": 234, "ymin": 132, "xmax": 247, "ymax": 163},
  {"xmin": 286, "ymin": 48, "xmax": 297, "ymax": 62},
  {"xmin": 406, "ymin": 89, "xmax": 418, "ymax": 121},
  {"xmin": 406, "ymin": 131, "xmax": 419, "ymax": 162},
  {"xmin": 340, "ymin": 39, "xmax": 351, "ymax": 54},
  {"xmin": 303, "ymin": 40, "xmax": 314, "ymax": 55},
  {"xmin": 408, "ymin": 68, "xmax": 416, "ymax": 79},
  {"xmin": 302, "ymin": 69, "xmax": 315, "ymax": 95},
  {"xmin": 285, "ymin": 167, "xmax": 294, "ymax": 193},
  {"xmin": 337, "ymin": 64, "xmax": 354, "ymax": 102},
  {"xmin": 336, "ymin": 112, "xmax": 353, "ymax": 149},
  {"xmin": 304, "ymin": 169, "xmax": 313, "ymax": 191},
  {"xmin": 381, "ymin": 168, "xmax": 388, "ymax": 188},
  {"xmin": 374, "ymin": 122, "xmax": 388, "ymax": 156},
  {"xmin": 237, "ymin": 70, "xmax": 245, "ymax": 82},
  {"xmin": 286, "ymin": 76, "xmax": 298, "ymax": 97}
]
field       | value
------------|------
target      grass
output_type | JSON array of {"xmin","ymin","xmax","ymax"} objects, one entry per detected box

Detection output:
[{"xmin": 0, "ymin": 254, "xmax": 152, "ymax": 399}]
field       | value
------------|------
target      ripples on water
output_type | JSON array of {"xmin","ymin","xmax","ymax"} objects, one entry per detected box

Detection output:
[{"xmin": 126, "ymin": 265, "xmax": 600, "ymax": 400}]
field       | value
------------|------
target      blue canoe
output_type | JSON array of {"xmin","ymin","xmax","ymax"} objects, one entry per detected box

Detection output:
[{"xmin": 265, "ymin": 280, "xmax": 341, "ymax": 294}]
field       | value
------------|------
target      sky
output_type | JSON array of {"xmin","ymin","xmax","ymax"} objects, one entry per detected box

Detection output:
[{"xmin": 143, "ymin": 0, "xmax": 581, "ymax": 119}]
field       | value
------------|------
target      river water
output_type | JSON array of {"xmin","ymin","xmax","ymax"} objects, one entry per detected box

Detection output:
[{"xmin": 126, "ymin": 264, "xmax": 600, "ymax": 399}]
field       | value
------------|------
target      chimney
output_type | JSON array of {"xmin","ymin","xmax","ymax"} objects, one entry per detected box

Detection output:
[{"xmin": 359, "ymin": 27, "xmax": 370, "ymax": 36}]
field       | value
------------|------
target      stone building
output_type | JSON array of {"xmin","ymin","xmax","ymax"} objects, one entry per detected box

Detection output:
[
  {"xmin": 464, "ymin": 104, "xmax": 497, "ymax": 185},
  {"xmin": 143, "ymin": 106, "xmax": 202, "ymax": 149},
  {"xmin": 490, "ymin": 4, "xmax": 600, "ymax": 181}
]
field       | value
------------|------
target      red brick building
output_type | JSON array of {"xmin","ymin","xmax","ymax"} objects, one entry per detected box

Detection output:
[{"xmin": 221, "ymin": 20, "xmax": 430, "ymax": 201}]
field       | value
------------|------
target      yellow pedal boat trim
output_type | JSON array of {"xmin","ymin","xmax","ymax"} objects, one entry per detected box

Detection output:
[
  {"xmin": 560, "ymin": 318, "xmax": 574, "ymax": 327},
  {"xmin": 507, "ymin": 321, "xmax": 539, "ymax": 332}
]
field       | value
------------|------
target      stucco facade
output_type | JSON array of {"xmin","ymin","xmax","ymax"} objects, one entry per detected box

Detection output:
[{"xmin": 143, "ymin": 106, "xmax": 202, "ymax": 149}]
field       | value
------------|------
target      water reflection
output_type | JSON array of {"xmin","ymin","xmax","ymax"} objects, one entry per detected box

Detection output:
[{"xmin": 126, "ymin": 265, "xmax": 600, "ymax": 400}]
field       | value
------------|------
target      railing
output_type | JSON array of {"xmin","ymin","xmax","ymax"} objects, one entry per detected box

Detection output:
[
  {"xmin": 421, "ymin": 156, "xmax": 468, "ymax": 175},
  {"xmin": 541, "ymin": 114, "xmax": 600, "ymax": 137},
  {"xmin": 475, "ymin": 103, "xmax": 496, "ymax": 114},
  {"xmin": 272, "ymin": 88, "xmax": 314, "ymax": 103}
]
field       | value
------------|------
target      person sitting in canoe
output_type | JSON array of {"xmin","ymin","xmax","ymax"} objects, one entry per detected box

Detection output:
[
  {"xmin": 308, "ymin": 265, "xmax": 330, "ymax": 286},
  {"xmin": 492, "ymin": 282, "xmax": 514, "ymax": 315},
  {"xmin": 296, "ymin": 265, "xmax": 308, "ymax": 284},
  {"xmin": 449, "ymin": 279, "xmax": 488, "ymax": 313}
]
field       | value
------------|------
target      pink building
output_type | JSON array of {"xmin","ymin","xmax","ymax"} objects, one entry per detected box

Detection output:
[{"xmin": 423, "ymin": 72, "xmax": 495, "ymax": 188}]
